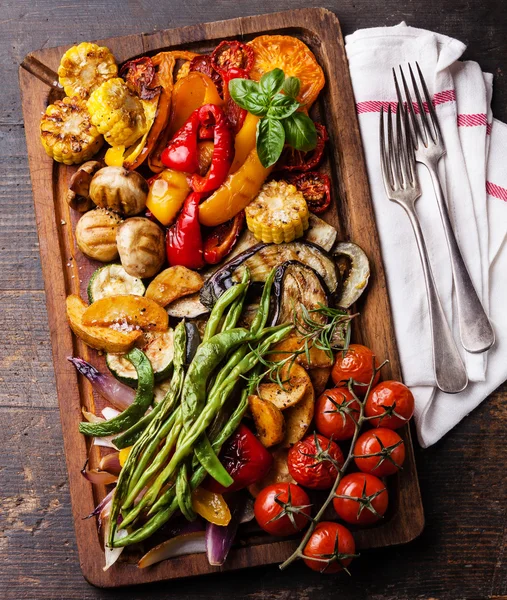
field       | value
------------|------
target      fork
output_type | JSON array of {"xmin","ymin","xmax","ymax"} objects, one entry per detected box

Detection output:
[
  {"xmin": 380, "ymin": 103, "xmax": 468, "ymax": 393},
  {"xmin": 395, "ymin": 63, "xmax": 495, "ymax": 354}
]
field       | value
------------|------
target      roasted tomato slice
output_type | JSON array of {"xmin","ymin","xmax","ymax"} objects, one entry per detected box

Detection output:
[
  {"xmin": 278, "ymin": 123, "xmax": 328, "ymax": 172},
  {"xmin": 189, "ymin": 54, "xmax": 223, "ymax": 96},
  {"xmin": 120, "ymin": 57, "xmax": 161, "ymax": 100},
  {"xmin": 291, "ymin": 171, "xmax": 331, "ymax": 214},
  {"xmin": 205, "ymin": 424, "xmax": 273, "ymax": 493},
  {"xmin": 211, "ymin": 40, "xmax": 255, "ymax": 77},
  {"xmin": 203, "ymin": 210, "xmax": 245, "ymax": 265}
]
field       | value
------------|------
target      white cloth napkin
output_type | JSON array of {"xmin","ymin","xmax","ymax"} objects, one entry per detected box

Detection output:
[{"xmin": 345, "ymin": 24, "xmax": 507, "ymax": 447}]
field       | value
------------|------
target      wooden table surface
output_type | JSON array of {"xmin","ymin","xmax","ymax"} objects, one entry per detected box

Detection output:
[{"xmin": 2, "ymin": 1, "xmax": 506, "ymax": 599}]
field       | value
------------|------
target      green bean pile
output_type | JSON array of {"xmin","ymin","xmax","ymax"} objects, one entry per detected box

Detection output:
[{"xmin": 104, "ymin": 268, "xmax": 292, "ymax": 548}]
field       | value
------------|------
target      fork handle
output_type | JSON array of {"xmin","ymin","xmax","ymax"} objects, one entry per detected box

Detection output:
[
  {"xmin": 403, "ymin": 205, "xmax": 468, "ymax": 393},
  {"xmin": 424, "ymin": 163, "xmax": 495, "ymax": 353}
]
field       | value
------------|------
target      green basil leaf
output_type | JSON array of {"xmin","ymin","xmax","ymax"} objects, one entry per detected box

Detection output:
[
  {"xmin": 256, "ymin": 117, "xmax": 285, "ymax": 168},
  {"xmin": 283, "ymin": 112, "xmax": 318, "ymax": 152},
  {"xmin": 282, "ymin": 76, "xmax": 301, "ymax": 100},
  {"xmin": 267, "ymin": 94, "xmax": 300, "ymax": 120},
  {"xmin": 228, "ymin": 79, "xmax": 269, "ymax": 116},
  {"xmin": 259, "ymin": 68, "xmax": 285, "ymax": 97}
]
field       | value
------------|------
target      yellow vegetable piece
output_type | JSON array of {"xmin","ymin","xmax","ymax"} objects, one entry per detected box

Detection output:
[
  {"xmin": 58, "ymin": 42, "xmax": 118, "ymax": 99},
  {"xmin": 119, "ymin": 446, "xmax": 132, "ymax": 467},
  {"xmin": 191, "ymin": 488, "xmax": 231, "ymax": 526},
  {"xmin": 146, "ymin": 265, "xmax": 204, "ymax": 307},
  {"xmin": 146, "ymin": 169, "xmax": 191, "ymax": 226},
  {"xmin": 40, "ymin": 97, "xmax": 103, "ymax": 165},
  {"xmin": 82, "ymin": 295, "xmax": 169, "ymax": 332},
  {"xmin": 199, "ymin": 149, "xmax": 272, "ymax": 227},
  {"xmin": 230, "ymin": 113, "xmax": 259, "ymax": 174},
  {"xmin": 87, "ymin": 78, "xmax": 147, "ymax": 148},
  {"xmin": 104, "ymin": 145, "xmax": 125, "ymax": 167},
  {"xmin": 169, "ymin": 72, "xmax": 223, "ymax": 134},
  {"xmin": 245, "ymin": 180, "xmax": 309, "ymax": 244},
  {"xmin": 66, "ymin": 294, "xmax": 142, "ymax": 353}
]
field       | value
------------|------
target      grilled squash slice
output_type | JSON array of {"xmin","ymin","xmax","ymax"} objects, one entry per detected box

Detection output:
[
  {"xmin": 87, "ymin": 78, "xmax": 147, "ymax": 147},
  {"xmin": 58, "ymin": 42, "xmax": 118, "ymax": 99},
  {"xmin": 245, "ymin": 180, "xmax": 309, "ymax": 244},
  {"xmin": 40, "ymin": 97, "xmax": 103, "ymax": 165},
  {"xmin": 82, "ymin": 295, "xmax": 168, "ymax": 331}
]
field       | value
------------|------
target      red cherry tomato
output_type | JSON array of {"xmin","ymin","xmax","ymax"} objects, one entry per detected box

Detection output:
[
  {"xmin": 353, "ymin": 428, "xmax": 405, "ymax": 477},
  {"xmin": 254, "ymin": 483, "xmax": 311, "ymax": 536},
  {"xmin": 333, "ymin": 473, "xmax": 388, "ymax": 526},
  {"xmin": 206, "ymin": 424, "xmax": 273, "ymax": 493},
  {"xmin": 303, "ymin": 522, "xmax": 356, "ymax": 573},
  {"xmin": 314, "ymin": 386, "xmax": 360, "ymax": 441},
  {"xmin": 365, "ymin": 380, "xmax": 415, "ymax": 429},
  {"xmin": 331, "ymin": 344, "xmax": 380, "ymax": 395},
  {"xmin": 288, "ymin": 434, "xmax": 344, "ymax": 490}
]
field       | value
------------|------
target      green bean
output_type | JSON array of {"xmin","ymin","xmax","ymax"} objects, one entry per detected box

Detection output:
[
  {"xmin": 80, "ymin": 349, "xmax": 154, "ymax": 437},
  {"xmin": 176, "ymin": 462, "xmax": 195, "ymax": 521},
  {"xmin": 249, "ymin": 267, "xmax": 277, "ymax": 336},
  {"xmin": 194, "ymin": 434, "xmax": 233, "ymax": 487},
  {"xmin": 203, "ymin": 274, "xmax": 249, "ymax": 342}
]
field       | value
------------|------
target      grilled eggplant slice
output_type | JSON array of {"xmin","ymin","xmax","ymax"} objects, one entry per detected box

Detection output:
[
  {"xmin": 166, "ymin": 293, "xmax": 210, "ymax": 319},
  {"xmin": 304, "ymin": 214, "xmax": 337, "ymax": 252},
  {"xmin": 334, "ymin": 242, "xmax": 370, "ymax": 308},
  {"xmin": 269, "ymin": 261, "xmax": 329, "ymax": 327},
  {"xmin": 200, "ymin": 241, "xmax": 338, "ymax": 308}
]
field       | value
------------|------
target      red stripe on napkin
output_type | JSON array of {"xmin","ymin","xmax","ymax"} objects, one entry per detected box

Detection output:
[
  {"xmin": 486, "ymin": 181, "xmax": 507, "ymax": 202},
  {"xmin": 356, "ymin": 90, "xmax": 456, "ymax": 114},
  {"xmin": 457, "ymin": 113, "xmax": 488, "ymax": 127}
]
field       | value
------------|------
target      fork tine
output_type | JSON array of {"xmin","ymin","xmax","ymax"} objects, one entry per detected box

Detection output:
[
  {"xmin": 408, "ymin": 63, "xmax": 434, "ymax": 144},
  {"xmin": 395, "ymin": 105, "xmax": 406, "ymax": 187},
  {"xmin": 399, "ymin": 65, "xmax": 425, "ymax": 148},
  {"xmin": 387, "ymin": 104, "xmax": 401, "ymax": 189},
  {"xmin": 415, "ymin": 61, "xmax": 441, "ymax": 141},
  {"xmin": 393, "ymin": 68, "xmax": 415, "ymax": 151},
  {"xmin": 379, "ymin": 106, "xmax": 391, "ymax": 194},
  {"xmin": 400, "ymin": 101, "xmax": 416, "ymax": 186}
]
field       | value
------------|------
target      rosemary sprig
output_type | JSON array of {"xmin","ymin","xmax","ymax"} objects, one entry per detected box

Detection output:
[{"xmin": 278, "ymin": 357, "xmax": 389, "ymax": 572}]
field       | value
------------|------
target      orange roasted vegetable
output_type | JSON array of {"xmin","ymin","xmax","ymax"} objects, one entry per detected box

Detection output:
[
  {"xmin": 198, "ymin": 148, "xmax": 272, "ymax": 227},
  {"xmin": 82, "ymin": 295, "xmax": 169, "ymax": 331},
  {"xmin": 149, "ymin": 72, "xmax": 222, "ymax": 173},
  {"xmin": 146, "ymin": 169, "xmax": 190, "ymax": 226},
  {"xmin": 248, "ymin": 35, "xmax": 325, "ymax": 108}
]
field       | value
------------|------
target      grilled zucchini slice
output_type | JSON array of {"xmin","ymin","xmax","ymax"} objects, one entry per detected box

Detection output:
[
  {"xmin": 106, "ymin": 329, "xmax": 174, "ymax": 386},
  {"xmin": 87, "ymin": 264, "xmax": 145, "ymax": 304}
]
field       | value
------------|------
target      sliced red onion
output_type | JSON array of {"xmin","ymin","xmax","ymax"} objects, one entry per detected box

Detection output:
[
  {"xmin": 99, "ymin": 452, "xmax": 121, "ymax": 475},
  {"xmin": 102, "ymin": 510, "xmax": 127, "ymax": 571},
  {"xmin": 102, "ymin": 407, "xmax": 121, "ymax": 420},
  {"xmin": 206, "ymin": 495, "xmax": 246, "ymax": 566},
  {"xmin": 93, "ymin": 436, "xmax": 118, "ymax": 450},
  {"xmin": 138, "ymin": 531, "xmax": 206, "ymax": 569},
  {"xmin": 81, "ymin": 459, "xmax": 118, "ymax": 485},
  {"xmin": 82, "ymin": 408, "xmax": 104, "ymax": 424},
  {"xmin": 84, "ymin": 487, "xmax": 115, "ymax": 520},
  {"xmin": 68, "ymin": 357, "xmax": 135, "ymax": 411}
]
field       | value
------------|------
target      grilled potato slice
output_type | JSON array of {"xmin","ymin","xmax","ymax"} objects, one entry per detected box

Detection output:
[
  {"xmin": 258, "ymin": 363, "xmax": 310, "ymax": 410},
  {"xmin": 248, "ymin": 395, "xmax": 285, "ymax": 448},
  {"xmin": 281, "ymin": 382, "xmax": 315, "ymax": 448},
  {"xmin": 248, "ymin": 447, "xmax": 296, "ymax": 497},
  {"xmin": 309, "ymin": 367, "xmax": 332, "ymax": 397},
  {"xmin": 58, "ymin": 42, "xmax": 117, "ymax": 98},
  {"xmin": 146, "ymin": 266, "xmax": 204, "ymax": 307},
  {"xmin": 82, "ymin": 295, "xmax": 168, "ymax": 331},
  {"xmin": 66, "ymin": 294, "xmax": 142, "ymax": 352},
  {"xmin": 40, "ymin": 97, "xmax": 103, "ymax": 165},
  {"xmin": 269, "ymin": 336, "xmax": 334, "ymax": 369}
]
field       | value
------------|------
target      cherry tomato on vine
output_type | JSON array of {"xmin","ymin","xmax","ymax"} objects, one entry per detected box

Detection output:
[
  {"xmin": 254, "ymin": 483, "xmax": 312, "ymax": 536},
  {"xmin": 331, "ymin": 344, "xmax": 380, "ymax": 395},
  {"xmin": 353, "ymin": 428, "xmax": 405, "ymax": 477},
  {"xmin": 288, "ymin": 434, "xmax": 344, "ymax": 490},
  {"xmin": 333, "ymin": 472, "xmax": 388, "ymax": 526},
  {"xmin": 365, "ymin": 380, "xmax": 415, "ymax": 429},
  {"xmin": 314, "ymin": 386, "xmax": 360, "ymax": 441},
  {"xmin": 303, "ymin": 522, "xmax": 356, "ymax": 573}
]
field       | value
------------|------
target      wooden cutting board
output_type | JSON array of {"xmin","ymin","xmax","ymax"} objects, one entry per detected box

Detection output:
[{"xmin": 19, "ymin": 7, "xmax": 424, "ymax": 588}]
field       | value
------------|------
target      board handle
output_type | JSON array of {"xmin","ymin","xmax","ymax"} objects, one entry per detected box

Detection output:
[{"xmin": 20, "ymin": 55, "xmax": 64, "ymax": 97}]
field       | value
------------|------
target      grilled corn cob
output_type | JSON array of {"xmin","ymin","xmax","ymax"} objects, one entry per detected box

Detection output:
[
  {"xmin": 87, "ymin": 78, "xmax": 147, "ymax": 148},
  {"xmin": 245, "ymin": 180, "xmax": 309, "ymax": 244},
  {"xmin": 40, "ymin": 97, "xmax": 103, "ymax": 165},
  {"xmin": 58, "ymin": 42, "xmax": 117, "ymax": 99}
]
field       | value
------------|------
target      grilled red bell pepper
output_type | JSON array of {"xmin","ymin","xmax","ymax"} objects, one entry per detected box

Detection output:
[
  {"xmin": 166, "ymin": 192, "xmax": 205, "ymax": 269},
  {"xmin": 203, "ymin": 210, "xmax": 245, "ymax": 265},
  {"xmin": 190, "ymin": 104, "xmax": 234, "ymax": 193},
  {"xmin": 161, "ymin": 111, "xmax": 200, "ymax": 173}
]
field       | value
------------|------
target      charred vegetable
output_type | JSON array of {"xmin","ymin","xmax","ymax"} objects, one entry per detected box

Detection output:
[
  {"xmin": 200, "ymin": 241, "xmax": 339, "ymax": 309},
  {"xmin": 87, "ymin": 264, "xmax": 145, "ymax": 303},
  {"xmin": 334, "ymin": 242, "xmax": 370, "ymax": 308},
  {"xmin": 66, "ymin": 160, "xmax": 103, "ymax": 212},
  {"xmin": 269, "ymin": 261, "xmax": 329, "ymax": 327},
  {"xmin": 75, "ymin": 208, "xmax": 123, "ymax": 262},
  {"xmin": 166, "ymin": 293, "xmax": 210, "ymax": 319},
  {"xmin": 116, "ymin": 217, "xmax": 165, "ymax": 278},
  {"xmin": 90, "ymin": 166, "xmax": 148, "ymax": 216}
]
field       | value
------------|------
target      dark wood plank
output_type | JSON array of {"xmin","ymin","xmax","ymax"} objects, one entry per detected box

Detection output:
[
  {"xmin": 2, "ymin": 0, "xmax": 507, "ymax": 598},
  {"xmin": 19, "ymin": 7, "xmax": 423, "ymax": 588}
]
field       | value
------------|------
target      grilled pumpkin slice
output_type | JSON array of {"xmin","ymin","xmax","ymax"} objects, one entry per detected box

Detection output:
[{"xmin": 82, "ymin": 295, "xmax": 168, "ymax": 331}]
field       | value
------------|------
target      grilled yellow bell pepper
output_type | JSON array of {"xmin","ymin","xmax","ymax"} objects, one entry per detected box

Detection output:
[
  {"xmin": 146, "ymin": 169, "xmax": 191, "ymax": 226},
  {"xmin": 191, "ymin": 487, "xmax": 231, "ymax": 526},
  {"xmin": 199, "ymin": 148, "xmax": 272, "ymax": 227},
  {"xmin": 229, "ymin": 112, "xmax": 259, "ymax": 174}
]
